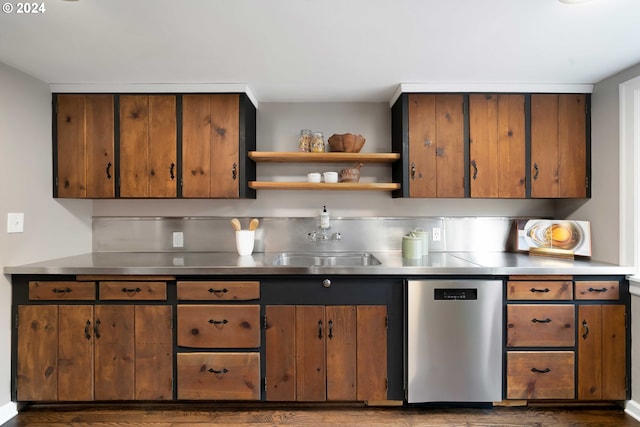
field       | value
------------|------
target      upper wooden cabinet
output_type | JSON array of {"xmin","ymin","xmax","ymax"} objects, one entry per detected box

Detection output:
[
  {"xmin": 469, "ymin": 94, "xmax": 526, "ymax": 198},
  {"xmin": 182, "ymin": 94, "xmax": 256, "ymax": 198},
  {"xmin": 54, "ymin": 94, "xmax": 115, "ymax": 198},
  {"xmin": 119, "ymin": 95, "xmax": 177, "ymax": 198},
  {"xmin": 392, "ymin": 92, "xmax": 590, "ymax": 199},
  {"xmin": 53, "ymin": 92, "xmax": 256, "ymax": 199},
  {"xmin": 406, "ymin": 94, "xmax": 465, "ymax": 198},
  {"xmin": 531, "ymin": 94, "xmax": 589, "ymax": 198}
]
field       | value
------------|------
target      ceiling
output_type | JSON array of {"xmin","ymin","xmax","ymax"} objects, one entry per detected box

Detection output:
[{"xmin": 1, "ymin": 0, "xmax": 639, "ymax": 103}]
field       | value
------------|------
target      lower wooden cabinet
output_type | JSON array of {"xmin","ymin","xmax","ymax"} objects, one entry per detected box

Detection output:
[
  {"xmin": 506, "ymin": 276, "xmax": 629, "ymax": 402},
  {"xmin": 264, "ymin": 305, "xmax": 387, "ymax": 402},
  {"xmin": 16, "ymin": 305, "xmax": 172, "ymax": 401},
  {"xmin": 177, "ymin": 352, "xmax": 260, "ymax": 400},
  {"xmin": 577, "ymin": 305, "xmax": 626, "ymax": 400},
  {"xmin": 507, "ymin": 351, "xmax": 575, "ymax": 399}
]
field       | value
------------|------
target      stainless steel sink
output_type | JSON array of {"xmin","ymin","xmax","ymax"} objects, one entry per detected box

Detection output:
[{"xmin": 271, "ymin": 252, "xmax": 381, "ymax": 267}]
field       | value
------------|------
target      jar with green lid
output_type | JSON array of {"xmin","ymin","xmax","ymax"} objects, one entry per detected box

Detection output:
[
  {"xmin": 311, "ymin": 131, "xmax": 325, "ymax": 153},
  {"xmin": 298, "ymin": 129, "xmax": 312, "ymax": 152}
]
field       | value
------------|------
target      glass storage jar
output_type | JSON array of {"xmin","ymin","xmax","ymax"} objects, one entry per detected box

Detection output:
[
  {"xmin": 298, "ymin": 129, "xmax": 312, "ymax": 152},
  {"xmin": 311, "ymin": 132, "xmax": 325, "ymax": 153}
]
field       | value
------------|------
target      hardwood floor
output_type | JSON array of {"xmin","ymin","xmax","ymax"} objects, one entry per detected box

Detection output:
[{"xmin": 3, "ymin": 403, "xmax": 640, "ymax": 427}]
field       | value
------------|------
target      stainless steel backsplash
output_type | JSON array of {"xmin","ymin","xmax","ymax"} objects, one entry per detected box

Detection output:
[{"xmin": 92, "ymin": 216, "xmax": 519, "ymax": 253}]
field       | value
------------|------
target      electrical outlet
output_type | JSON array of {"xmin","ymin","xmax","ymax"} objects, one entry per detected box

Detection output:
[
  {"xmin": 432, "ymin": 227, "xmax": 441, "ymax": 242},
  {"xmin": 172, "ymin": 231, "xmax": 184, "ymax": 248},
  {"xmin": 7, "ymin": 213, "xmax": 24, "ymax": 233}
]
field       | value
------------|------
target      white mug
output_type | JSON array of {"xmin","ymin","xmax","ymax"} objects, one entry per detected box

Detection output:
[{"xmin": 235, "ymin": 230, "xmax": 255, "ymax": 256}]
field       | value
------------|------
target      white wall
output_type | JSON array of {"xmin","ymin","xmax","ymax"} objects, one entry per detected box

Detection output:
[
  {"xmin": 0, "ymin": 63, "xmax": 92, "ymax": 409},
  {"xmin": 93, "ymin": 102, "xmax": 555, "ymax": 219}
]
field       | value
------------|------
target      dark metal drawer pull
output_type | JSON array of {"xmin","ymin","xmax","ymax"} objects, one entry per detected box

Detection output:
[
  {"xmin": 52, "ymin": 288, "xmax": 72, "ymax": 294},
  {"xmin": 208, "ymin": 319, "xmax": 228, "ymax": 326},
  {"xmin": 170, "ymin": 162, "xmax": 175, "ymax": 180},
  {"xmin": 531, "ymin": 318, "xmax": 552, "ymax": 323},
  {"xmin": 588, "ymin": 287, "xmax": 608, "ymax": 293},
  {"xmin": 582, "ymin": 319, "xmax": 590, "ymax": 339},
  {"xmin": 328, "ymin": 319, "xmax": 334, "ymax": 339},
  {"xmin": 121, "ymin": 287, "xmax": 141, "ymax": 294},
  {"xmin": 94, "ymin": 319, "xmax": 101, "ymax": 339},
  {"xmin": 318, "ymin": 320, "xmax": 323, "ymax": 339},
  {"xmin": 84, "ymin": 320, "xmax": 92, "ymax": 340},
  {"xmin": 530, "ymin": 287, "xmax": 550, "ymax": 293},
  {"xmin": 531, "ymin": 367, "xmax": 550, "ymax": 374},
  {"xmin": 208, "ymin": 368, "xmax": 228, "ymax": 375},
  {"xmin": 106, "ymin": 162, "xmax": 112, "ymax": 179},
  {"xmin": 208, "ymin": 288, "xmax": 228, "ymax": 296}
]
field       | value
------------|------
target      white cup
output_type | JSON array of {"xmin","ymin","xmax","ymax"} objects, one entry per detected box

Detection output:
[
  {"xmin": 307, "ymin": 172, "xmax": 321, "ymax": 183},
  {"xmin": 235, "ymin": 230, "xmax": 255, "ymax": 256},
  {"xmin": 323, "ymin": 171, "xmax": 338, "ymax": 183}
]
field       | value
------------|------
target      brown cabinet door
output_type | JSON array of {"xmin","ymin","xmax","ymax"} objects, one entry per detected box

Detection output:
[
  {"xmin": 356, "ymin": 305, "xmax": 388, "ymax": 401},
  {"xmin": 507, "ymin": 304, "xmax": 575, "ymax": 347},
  {"xmin": 119, "ymin": 95, "xmax": 177, "ymax": 198},
  {"xmin": 326, "ymin": 306, "xmax": 357, "ymax": 401},
  {"xmin": 531, "ymin": 94, "xmax": 587, "ymax": 198},
  {"xmin": 182, "ymin": 94, "xmax": 240, "ymax": 198},
  {"xmin": 578, "ymin": 305, "xmax": 626, "ymax": 400},
  {"xmin": 135, "ymin": 306, "xmax": 173, "ymax": 400},
  {"xmin": 469, "ymin": 94, "xmax": 525, "ymax": 198},
  {"xmin": 94, "ymin": 305, "xmax": 135, "ymax": 400},
  {"xmin": 58, "ymin": 305, "xmax": 94, "ymax": 401},
  {"xmin": 296, "ymin": 306, "xmax": 326, "ymax": 401},
  {"xmin": 265, "ymin": 305, "xmax": 297, "ymax": 401},
  {"xmin": 16, "ymin": 305, "xmax": 58, "ymax": 401},
  {"xmin": 56, "ymin": 94, "xmax": 114, "ymax": 198},
  {"xmin": 408, "ymin": 94, "xmax": 465, "ymax": 198}
]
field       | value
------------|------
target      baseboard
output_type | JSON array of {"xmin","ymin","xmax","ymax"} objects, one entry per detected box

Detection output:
[
  {"xmin": 625, "ymin": 399, "xmax": 640, "ymax": 421},
  {"xmin": 0, "ymin": 401, "xmax": 17, "ymax": 425}
]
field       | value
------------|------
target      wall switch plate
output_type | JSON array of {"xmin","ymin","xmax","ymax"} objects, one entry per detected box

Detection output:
[
  {"xmin": 7, "ymin": 213, "xmax": 24, "ymax": 233},
  {"xmin": 432, "ymin": 227, "xmax": 441, "ymax": 242},
  {"xmin": 172, "ymin": 231, "xmax": 184, "ymax": 248}
]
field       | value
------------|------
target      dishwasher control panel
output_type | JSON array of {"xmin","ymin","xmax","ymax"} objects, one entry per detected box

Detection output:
[{"xmin": 434, "ymin": 288, "xmax": 478, "ymax": 300}]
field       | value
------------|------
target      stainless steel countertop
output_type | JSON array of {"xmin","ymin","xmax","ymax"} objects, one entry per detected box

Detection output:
[{"xmin": 3, "ymin": 251, "xmax": 635, "ymax": 276}]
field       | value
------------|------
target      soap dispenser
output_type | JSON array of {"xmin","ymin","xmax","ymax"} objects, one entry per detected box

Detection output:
[{"xmin": 319, "ymin": 205, "xmax": 330, "ymax": 229}]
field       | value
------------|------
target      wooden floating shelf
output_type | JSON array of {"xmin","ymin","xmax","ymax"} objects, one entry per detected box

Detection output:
[
  {"xmin": 248, "ymin": 151, "xmax": 400, "ymax": 163},
  {"xmin": 248, "ymin": 182, "xmax": 401, "ymax": 191}
]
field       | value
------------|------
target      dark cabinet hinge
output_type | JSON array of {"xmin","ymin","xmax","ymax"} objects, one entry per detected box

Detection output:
[
  {"xmin": 263, "ymin": 377, "xmax": 267, "ymax": 392},
  {"xmin": 263, "ymin": 315, "xmax": 267, "ymax": 329},
  {"xmin": 585, "ymin": 176, "xmax": 589, "ymax": 190},
  {"xmin": 385, "ymin": 316, "xmax": 389, "ymax": 329},
  {"xmin": 386, "ymin": 378, "xmax": 389, "ymax": 391}
]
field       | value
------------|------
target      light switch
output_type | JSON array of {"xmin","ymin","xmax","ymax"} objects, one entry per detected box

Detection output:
[{"xmin": 7, "ymin": 213, "xmax": 24, "ymax": 233}]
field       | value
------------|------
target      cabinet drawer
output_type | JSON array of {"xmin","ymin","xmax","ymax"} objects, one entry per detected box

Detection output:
[
  {"xmin": 575, "ymin": 281, "xmax": 619, "ymax": 300},
  {"xmin": 507, "ymin": 281, "xmax": 573, "ymax": 300},
  {"xmin": 507, "ymin": 305, "xmax": 575, "ymax": 347},
  {"xmin": 177, "ymin": 281, "xmax": 259, "ymax": 301},
  {"xmin": 507, "ymin": 351, "xmax": 575, "ymax": 399},
  {"xmin": 99, "ymin": 281, "xmax": 167, "ymax": 300},
  {"xmin": 177, "ymin": 352, "xmax": 260, "ymax": 400},
  {"xmin": 29, "ymin": 281, "xmax": 95, "ymax": 300},
  {"xmin": 177, "ymin": 305, "xmax": 260, "ymax": 348}
]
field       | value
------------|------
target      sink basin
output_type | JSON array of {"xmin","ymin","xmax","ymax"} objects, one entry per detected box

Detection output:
[{"xmin": 272, "ymin": 252, "xmax": 381, "ymax": 267}]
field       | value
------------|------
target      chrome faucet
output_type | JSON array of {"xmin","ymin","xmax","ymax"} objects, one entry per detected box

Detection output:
[
  {"xmin": 308, "ymin": 205, "xmax": 341, "ymax": 242},
  {"xmin": 308, "ymin": 231, "xmax": 342, "ymax": 242}
]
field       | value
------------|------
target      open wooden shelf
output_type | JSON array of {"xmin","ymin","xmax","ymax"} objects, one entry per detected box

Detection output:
[
  {"xmin": 248, "ymin": 182, "xmax": 401, "ymax": 191},
  {"xmin": 248, "ymin": 151, "xmax": 400, "ymax": 163}
]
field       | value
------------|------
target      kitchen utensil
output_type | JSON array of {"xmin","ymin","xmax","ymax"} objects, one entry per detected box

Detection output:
[
  {"xmin": 327, "ymin": 133, "xmax": 365, "ymax": 153},
  {"xmin": 230, "ymin": 218, "xmax": 242, "ymax": 231},
  {"xmin": 323, "ymin": 171, "xmax": 338, "ymax": 183},
  {"xmin": 235, "ymin": 230, "xmax": 255, "ymax": 256},
  {"xmin": 339, "ymin": 163, "xmax": 363, "ymax": 183},
  {"xmin": 249, "ymin": 218, "xmax": 260, "ymax": 231}
]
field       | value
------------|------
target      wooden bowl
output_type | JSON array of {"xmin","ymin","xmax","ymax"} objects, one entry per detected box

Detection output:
[{"xmin": 328, "ymin": 133, "xmax": 365, "ymax": 153}]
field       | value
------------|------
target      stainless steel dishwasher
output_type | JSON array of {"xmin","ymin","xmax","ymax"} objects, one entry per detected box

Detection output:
[{"xmin": 407, "ymin": 280, "xmax": 503, "ymax": 403}]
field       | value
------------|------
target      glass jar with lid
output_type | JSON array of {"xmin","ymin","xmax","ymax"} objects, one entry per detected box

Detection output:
[
  {"xmin": 298, "ymin": 129, "xmax": 312, "ymax": 152},
  {"xmin": 310, "ymin": 132, "xmax": 325, "ymax": 153}
]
